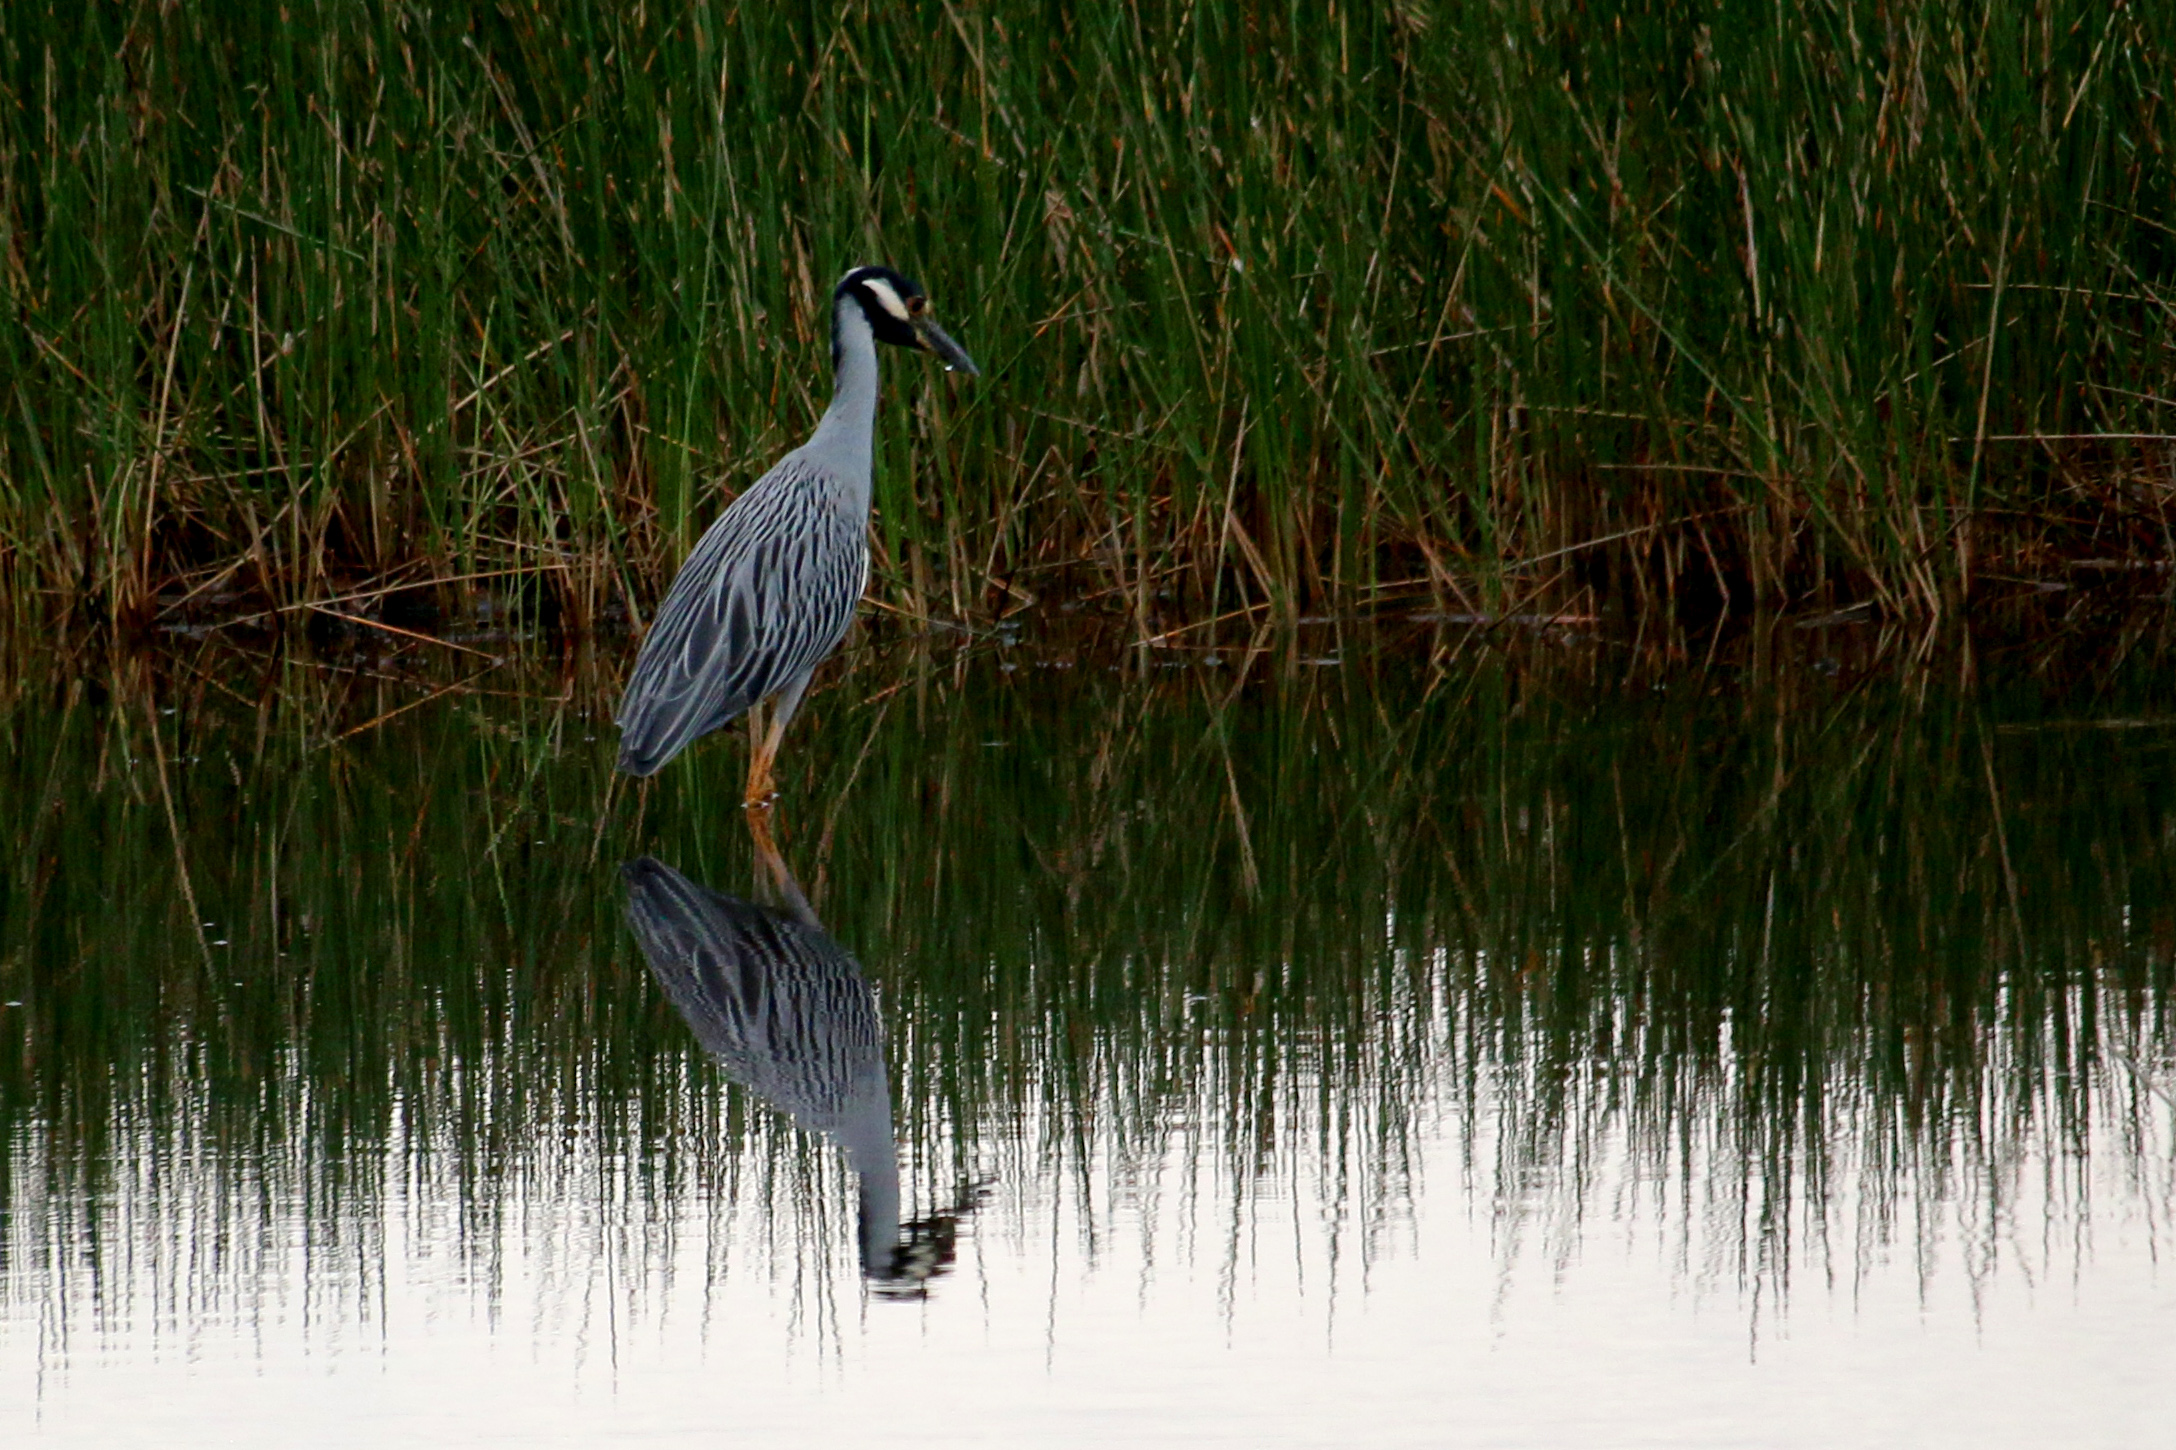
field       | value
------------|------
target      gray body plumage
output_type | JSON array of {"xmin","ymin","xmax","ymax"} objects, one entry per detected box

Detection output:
[
  {"xmin": 615, "ymin": 303, "xmax": 878, "ymax": 777},
  {"xmin": 614, "ymin": 450, "xmax": 870, "ymax": 776},
  {"xmin": 620, "ymin": 855, "xmax": 900, "ymax": 1275},
  {"xmin": 616, "ymin": 268, "xmax": 975, "ymax": 780}
]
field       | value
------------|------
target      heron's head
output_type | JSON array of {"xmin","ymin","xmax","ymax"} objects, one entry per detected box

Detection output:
[{"xmin": 834, "ymin": 266, "xmax": 980, "ymax": 375}]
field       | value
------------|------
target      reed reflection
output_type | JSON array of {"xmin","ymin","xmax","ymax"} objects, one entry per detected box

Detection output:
[
  {"xmin": 621, "ymin": 823, "xmax": 965, "ymax": 1295},
  {"xmin": 2, "ymin": 633, "xmax": 2170, "ymax": 1361}
]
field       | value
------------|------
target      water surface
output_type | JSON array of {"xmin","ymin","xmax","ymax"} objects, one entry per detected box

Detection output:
[{"xmin": 2, "ymin": 624, "xmax": 2171, "ymax": 1446}]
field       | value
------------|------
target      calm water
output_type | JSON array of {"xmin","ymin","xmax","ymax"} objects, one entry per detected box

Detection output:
[{"xmin": 2, "ymin": 623, "xmax": 2172, "ymax": 1447}]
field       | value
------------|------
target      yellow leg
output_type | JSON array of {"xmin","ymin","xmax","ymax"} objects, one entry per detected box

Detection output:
[
  {"xmin": 743, "ymin": 671, "xmax": 813, "ymax": 808},
  {"xmin": 744, "ymin": 701, "xmax": 779, "ymax": 808}
]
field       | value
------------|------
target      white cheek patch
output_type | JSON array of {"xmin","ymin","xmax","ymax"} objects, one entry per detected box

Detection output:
[{"xmin": 861, "ymin": 276, "xmax": 914, "ymax": 323}]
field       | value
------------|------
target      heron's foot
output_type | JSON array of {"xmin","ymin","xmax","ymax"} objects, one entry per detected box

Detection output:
[
  {"xmin": 745, "ymin": 801, "xmax": 782, "ymax": 862},
  {"xmin": 745, "ymin": 738, "xmax": 782, "ymax": 808},
  {"xmin": 743, "ymin": 757, "xmax": 780, "ymax": 807}
]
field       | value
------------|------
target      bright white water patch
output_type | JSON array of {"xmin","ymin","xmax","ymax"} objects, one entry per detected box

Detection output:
[{"xmin": 4, "ymin": 1062, "xmax": 2168, "ymax": 1449}]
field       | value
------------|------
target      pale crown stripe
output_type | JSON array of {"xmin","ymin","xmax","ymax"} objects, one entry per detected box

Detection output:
[{"xmin": 860, "ymin": 276, "xmax": 913, "ymax": 323}]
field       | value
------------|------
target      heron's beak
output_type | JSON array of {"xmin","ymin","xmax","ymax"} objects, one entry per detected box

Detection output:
[{"xmin": 915, "ymin": 317, "xmax": 980, "ymax": 376}]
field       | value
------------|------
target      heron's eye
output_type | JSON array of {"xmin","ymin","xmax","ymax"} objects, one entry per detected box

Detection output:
[{"xmin": 907, "ymin": 295, "xmax": 926, "ymax": 316}]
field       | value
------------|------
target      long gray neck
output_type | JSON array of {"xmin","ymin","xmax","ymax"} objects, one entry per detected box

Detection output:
[
  {"xmin": 856, "ymin": 1155, "xmax": 902, "ymax": 1278},
  {"xmin": 806, "ymin": 296, "xmax": 880, "ymax": 512},
  {"xmin": 835, "ymin": 1066, "xmax": 900, "ymax": 1278}
]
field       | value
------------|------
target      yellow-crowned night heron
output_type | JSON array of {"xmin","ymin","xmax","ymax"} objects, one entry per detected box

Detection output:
[
  {"xmin": 622, "ymin": 846, "xmax": 966, "ymax": 1290},
  {"xmin": 616, "ymin": 266, "xmax": 978, "ymax": 799}
]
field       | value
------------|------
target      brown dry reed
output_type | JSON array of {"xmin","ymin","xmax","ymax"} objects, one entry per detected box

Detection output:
[{"xmin": 2, "ymin": 0, "xmax": 2172, "ymax": 636}]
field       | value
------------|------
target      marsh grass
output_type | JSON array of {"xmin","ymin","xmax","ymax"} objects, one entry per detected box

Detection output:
[{"xmin": 1, "ymin": 1, "xmax": 2172, "ymax": 631}]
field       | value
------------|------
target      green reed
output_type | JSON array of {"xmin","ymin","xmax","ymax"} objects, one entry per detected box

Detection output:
[
  {"xmin": 1, "ymin": 625, "xmax": 2170, "ymax": 1330},
  {"xmin": 0, "ymin": 1, "xmax": 2170, "ymax": 631}
]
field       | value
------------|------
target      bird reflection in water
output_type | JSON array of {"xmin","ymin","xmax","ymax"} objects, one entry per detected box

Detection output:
[{"xmin": 621, "ymin": 823, "xmax": 975, "ymax": 1297}]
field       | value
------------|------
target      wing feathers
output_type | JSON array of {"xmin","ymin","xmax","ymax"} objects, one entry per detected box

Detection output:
[{"xmin": 617, "ymin": 455, "xmax": 866, "ymax": 776}]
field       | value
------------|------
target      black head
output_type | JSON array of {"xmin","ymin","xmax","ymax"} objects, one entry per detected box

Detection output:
[{"xmin": 833, "ymin": 266, "xmax": 979, "ymax": 374}]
